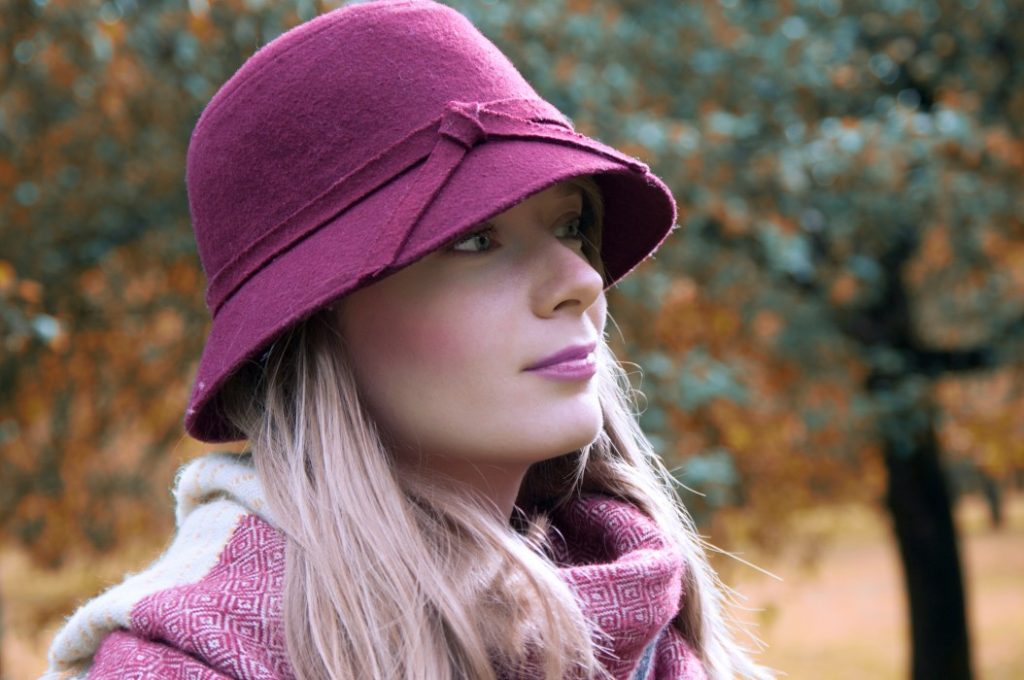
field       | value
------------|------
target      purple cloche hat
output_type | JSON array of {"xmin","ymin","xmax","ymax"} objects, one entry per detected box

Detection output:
[{"xmin": 184, "ymin": 0, "xmax": 678, "ymax": 442}]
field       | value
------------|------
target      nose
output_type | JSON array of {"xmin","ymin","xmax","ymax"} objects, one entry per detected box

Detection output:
[{"xmin": 530, "ymin": 239, "xmax": 605, "ymax": 318}]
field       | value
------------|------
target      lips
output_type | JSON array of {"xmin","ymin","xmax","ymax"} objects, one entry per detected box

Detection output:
[{"xmin": 524, "ymin": 342, "xmax": 597, "ymax": 371}]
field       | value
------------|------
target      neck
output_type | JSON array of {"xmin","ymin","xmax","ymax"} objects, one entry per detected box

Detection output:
[{"xmin": 402, "ymin": 455, "xmax": 530, "ymax": 521}]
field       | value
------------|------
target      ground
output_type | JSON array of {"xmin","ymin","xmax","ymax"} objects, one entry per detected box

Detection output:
[{"xmin": 725, "ymin": 492, "xmax": 1024, "ymax": 679}]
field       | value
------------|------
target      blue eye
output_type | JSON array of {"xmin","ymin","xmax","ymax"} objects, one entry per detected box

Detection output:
[
  {"xmin": 560, "ymin": 216, "xmax": 584, "ymax": 240},
  {"xmin": 561, "ymin": 215, "xmax": 596, "ymax": 250},
  {"xmin": 448, "ymin": 227, "xmax": 496, "ymax": 253}
]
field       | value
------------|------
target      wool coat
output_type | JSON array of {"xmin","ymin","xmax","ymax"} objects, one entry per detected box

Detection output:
[{"xmin": 45, "ymin": 454, "xmax": 706, "ymax": 679}]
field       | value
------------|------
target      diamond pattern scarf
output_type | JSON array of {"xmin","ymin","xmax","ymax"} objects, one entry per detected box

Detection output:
[
  {"xmin": 47, "ymin": 455, "xmax": 707, "ymax": 679},
  {"xmin": 547, "ymin": 495, "xmax": 708, "ymax": 680}
]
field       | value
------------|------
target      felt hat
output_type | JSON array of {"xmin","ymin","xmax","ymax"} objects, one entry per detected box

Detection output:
[{"xmin": 185, "ymin": 0, "xmax": 678, "ymax": 442}]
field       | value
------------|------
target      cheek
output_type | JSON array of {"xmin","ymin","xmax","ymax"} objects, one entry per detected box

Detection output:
[
  {"xmin": 589, "ymin": 291, "xmax": 608, "ymax": 333},
  {"xmin": 354, "ymin": 300, "xmax": 479, "ymax": 371},
  {"xmin": 340, "ymin": 286, "xmax": 497, "ymax": 422}
]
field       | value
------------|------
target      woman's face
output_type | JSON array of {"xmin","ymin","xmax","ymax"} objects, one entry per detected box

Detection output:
[{"xmin": 336, "ymin": 180, "xmax": 606, "ymax": 491}]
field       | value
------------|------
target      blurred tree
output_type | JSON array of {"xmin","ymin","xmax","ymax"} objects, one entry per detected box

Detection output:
[
  {"xmin": 0, "ymin": 0, "xmax": 330, "ymax": 628},
  {"xmin": 2, "ymin": 1, "xmax": 1022, "ymax": 678}
]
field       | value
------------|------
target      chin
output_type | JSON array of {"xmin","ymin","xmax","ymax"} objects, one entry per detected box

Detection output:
[{"xmin": 534, "ymin": 414, "xmax": 604, "ymax": 461}]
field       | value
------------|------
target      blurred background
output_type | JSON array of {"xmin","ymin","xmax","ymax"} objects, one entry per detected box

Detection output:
[{"xmin": 1, "ymin": 0, "xmax": 1022, "ymax": 677}]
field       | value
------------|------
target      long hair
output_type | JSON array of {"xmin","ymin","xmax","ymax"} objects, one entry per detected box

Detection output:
[{"xmin": 220, "ymin": 177, "xmax": 772, "ymax": 679}]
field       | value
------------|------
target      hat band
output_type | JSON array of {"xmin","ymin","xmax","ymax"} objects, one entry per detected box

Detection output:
[{"xmin": 205, "ymin": 97, "xmax": 648, "ymax": 315}]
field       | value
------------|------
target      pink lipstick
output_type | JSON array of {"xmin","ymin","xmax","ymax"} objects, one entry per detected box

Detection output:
[{"xmin": 525, "ymin": 342, "xmax": 597, "ymax": 380}]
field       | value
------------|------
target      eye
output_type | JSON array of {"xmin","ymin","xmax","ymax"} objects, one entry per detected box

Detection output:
[
  {"xmin": 559, "ymin": 213, "xmax": 594, "ymax": 249},
  {"xmin": 448, "ymin": 226, "xmax": 497, "ymax": 253},
  {"xmin": 558, "ymin": 215, "xmax": 584, "ymax": 240}
]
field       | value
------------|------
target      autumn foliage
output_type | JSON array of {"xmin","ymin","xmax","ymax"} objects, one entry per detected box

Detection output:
[{"xmin": 1, "ymin": 1, "xmax": 1022, "ymax": 675}]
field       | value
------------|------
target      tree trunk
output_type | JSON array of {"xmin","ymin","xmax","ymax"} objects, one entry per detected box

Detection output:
[
  {"xmin": 978, "ymin": 471, "xmax": 1004, "ymax": 529},
  {"xmin": 882, "ymin": 407, "xmax": 972, "ymax": 680}
]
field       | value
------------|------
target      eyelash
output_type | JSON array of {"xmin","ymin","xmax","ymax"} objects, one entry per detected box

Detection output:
[{"xmin": 447, "ymin": 215, "xmax": 591, "ymax": 254}]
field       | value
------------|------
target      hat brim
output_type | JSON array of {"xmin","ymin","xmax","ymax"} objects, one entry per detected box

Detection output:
[{"xmin": 185, "ymin": 137, "xmax": 676, "ymax": 442}]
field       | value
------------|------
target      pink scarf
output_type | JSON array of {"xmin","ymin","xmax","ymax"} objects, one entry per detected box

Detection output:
[
  {"xmin": 547, "ymin": 495, "xmax": 707, "ymax": 680},
  {"xmin": 74, "ymin": 493, "xmax": 705, "ymax": 679}
]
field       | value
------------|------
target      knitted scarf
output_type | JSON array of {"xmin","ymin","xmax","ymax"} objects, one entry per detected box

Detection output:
[
  {"xmin": 548, "ymin": 496, "xmax": 707, "ymax": 679},
  {"xmin": 46, "ymin": 454, "xmax": 706, "ymax": 679}
]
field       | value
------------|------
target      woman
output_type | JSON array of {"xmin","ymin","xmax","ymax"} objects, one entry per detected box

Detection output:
[{"xmin": 46, "ymin": 1, "xmax": 772, "ymax": 678}]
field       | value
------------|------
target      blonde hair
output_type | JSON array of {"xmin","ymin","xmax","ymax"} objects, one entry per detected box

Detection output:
[{"xmin": 220, "ymin": 177, "xmax": 771, "ymax": 679}]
